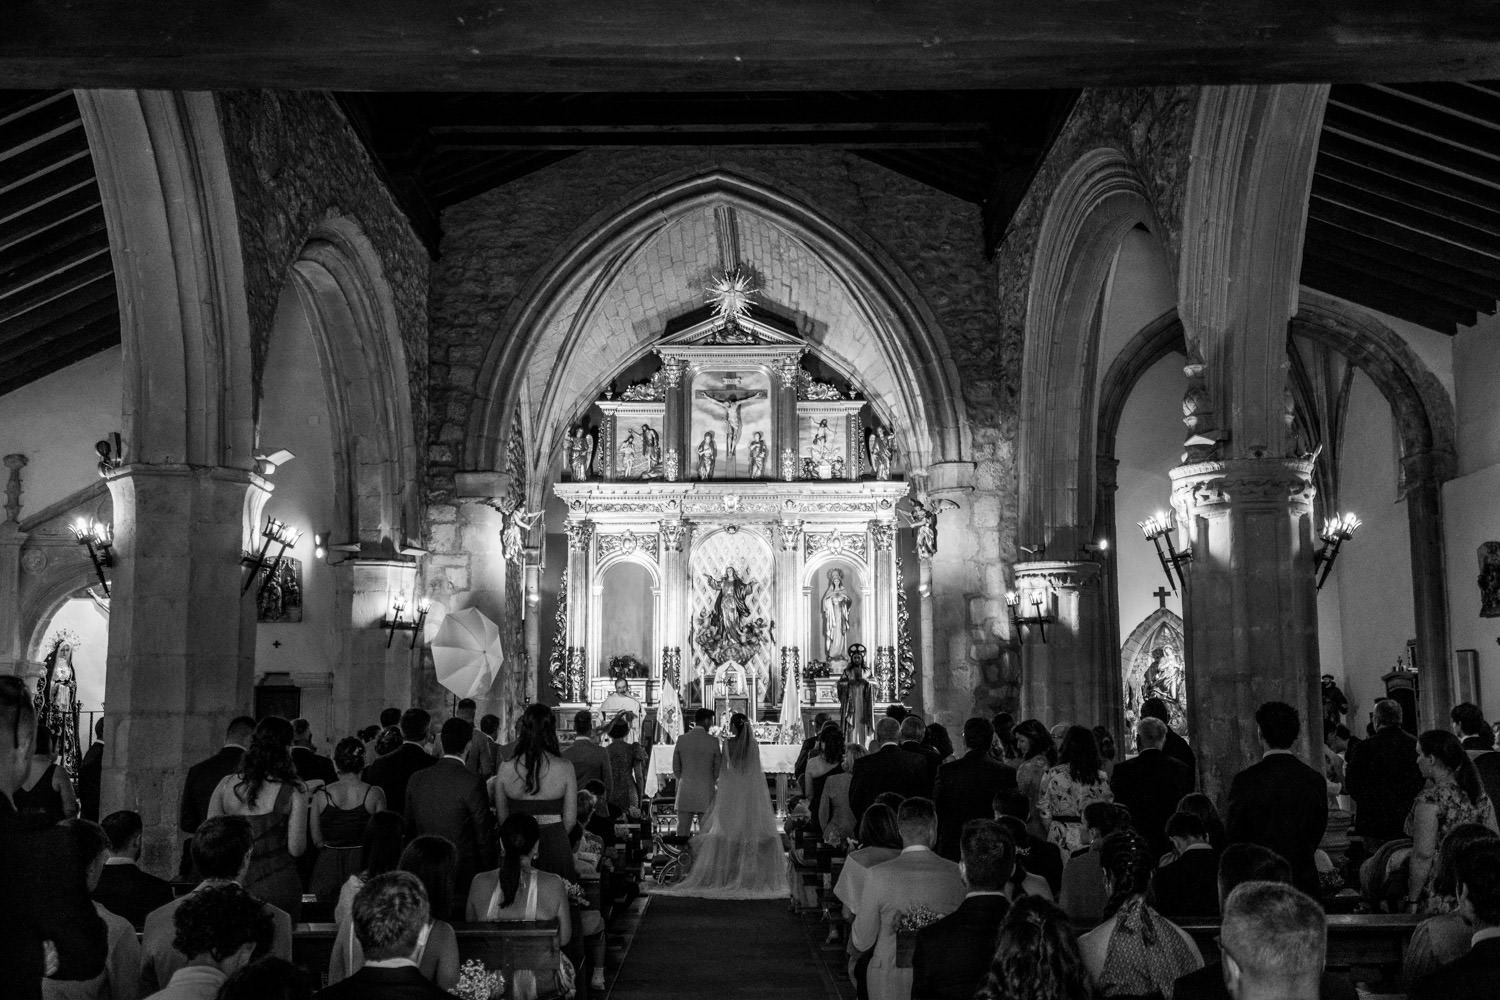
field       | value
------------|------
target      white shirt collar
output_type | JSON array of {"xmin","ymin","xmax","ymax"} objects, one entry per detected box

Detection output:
[
  {"xmin": 1261, "ymin": 748, "xmax": 1297, "ymax": 758},
  {"xmin": 965, "ymin": 890, "xmax": 1008, "ymax": 898},
  {"xmin": 364, "ymin": 957, "xmax": 420, "ymax": 969},
  {"xmin": 223, "ymin": 742, "xmax": 246, "ymax": 751},
  {"xmin": 104, "ymin": 856, "xmax": 136, "ymax": 866},
  {"xmin": 1179, "ymin": 842, "xmax": 1213, "ymax": 854},
  {"xmin": 900, "ymin": 844, "xmax": 933, "ymax": 855},
  {"xmin": 441, "ymin": 754, "xmax": 466, "ymax": 764},
  {"xmin": 1473, "ymin": 926, "xmax": 1500, "ymax": 947}
]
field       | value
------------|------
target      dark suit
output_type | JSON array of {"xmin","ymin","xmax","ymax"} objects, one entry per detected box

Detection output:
[
  {"xmin": 316, "ymin": 963, "xmax": 456, "ymax": 999},
  {"xmin": 1410, "ymin": 937, "xmax": 1500, "ymax": 1000},
  {"xmin": 1015, "ymin": 833, "xmax": 1063, "ymax": 895},
  {"xmin": 911, "ymin": 893, "xmax": 1011, "ymax": 1000},
  {"xmin": 901, "ymin": 740, "xmax": 943, "ymax": 787},
  {"xmin": 1345, "ymin": 724, "xmax": 1422, "ymax": 841},
  {"xmin": 1147, "ymin": 845, "xmax": 1220, "ymax": 919},
  {"xmin": 77, "ymin": 740, "xmax": 104, "ymax": 821},
  {"xmin": 1110, "ymin": 747, "xmax": 1193, "ymax": 857},
  {"xmin": 1466, "ymin": 746, "xmax": 1500, "ymax": 812},
  {"xmin": 932, "ymin": 751, "xmax": 1017, "ymax": 860},
  {"xmin": 292, "ymin": 745, "xmax": 339, "ymax": 785},
  {"xmin": 1226, "ymin": 751, "xmax": 1328, "ymax": 898},
  {"xmin": 363, "ymin": 742, "xmax": 437, "ymax": 816},
  {"xmin": 177, "ymin": 744, "xmax": 245, "ymax": 878},
  {"xmin": 1163, "ymin": 727, "xmax": 1196, "ymax": 779},
  {"xmin": 92, "ymin": 860, "xmax": 173, "ymax": 928},
  {"xmin": 403, "ymin": 757, "xmax": 496, "ymax": 915},
  {"xmin": 1174, "ymin": 960, "xmax": 1357, "ymax": 1000},
  {"xmin": 850, "ymin": 744, "xmax": 937, "ymax": 820}
]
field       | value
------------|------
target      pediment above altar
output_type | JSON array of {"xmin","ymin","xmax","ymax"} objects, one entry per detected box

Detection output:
[{"xmin": 552, "ymin": 479, "xmax": 910, "ymax": 522}]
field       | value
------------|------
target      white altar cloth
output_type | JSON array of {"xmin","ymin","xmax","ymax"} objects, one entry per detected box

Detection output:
[{"xmin": 645, "ymin": 741, "xmax": 801, "ymax": 797}]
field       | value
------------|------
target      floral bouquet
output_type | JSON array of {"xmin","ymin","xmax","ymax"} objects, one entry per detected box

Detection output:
[
  {"xmin": 454, "ymin": 959, "xmax": 505, "ymax": 1000},
  {"xmin": 565, "ymin": 880, "xmax": 590, "ymax": 908},
  {"xmin": 895, "ymin": 904, "xmax": 945, "ymax": 968}
]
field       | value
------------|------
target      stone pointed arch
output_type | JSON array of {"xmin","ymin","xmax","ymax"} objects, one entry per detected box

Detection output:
[
  {"xmin": 1019, "ymin": 147, "xmax": 1171, "ymax": 554},
  {"xmin": 465, "ymin": 169, "xmax": 967, "ymax": 506}
]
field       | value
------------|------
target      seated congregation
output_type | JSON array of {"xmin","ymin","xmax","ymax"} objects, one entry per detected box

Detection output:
[{"xmin": 7, "ymin": 672, "xmax": 1500, "ymax": 1000}]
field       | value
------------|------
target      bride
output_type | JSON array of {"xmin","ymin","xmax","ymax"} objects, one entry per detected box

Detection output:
[{"xmin": 656, "ymin": 713, "xmax": 789, "ymax": 899}]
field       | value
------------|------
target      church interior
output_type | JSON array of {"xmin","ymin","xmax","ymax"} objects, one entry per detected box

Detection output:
[{"xmin": 5, "ymin": 6, "xmax": 1500, "ymax": 996}]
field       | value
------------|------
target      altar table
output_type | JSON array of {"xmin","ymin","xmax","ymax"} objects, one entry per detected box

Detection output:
[{"xmin": 646, "ymin": 742, "xmax": 803, "ymax": 814}]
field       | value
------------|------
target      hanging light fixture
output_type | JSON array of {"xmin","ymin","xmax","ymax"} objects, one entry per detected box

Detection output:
[
  {"xmin": 70, "ymin": 518, "xmax": 114, "ymax": 596},
  {"xmin": 242, "ymin": 515, "xmax": 301, "ymax": 596},
  {"xmin": 1006, "ymin": 588, "xmax": 1055, "ymax": 644},
  {"xmin": 383, "ymin": 595, "xmax": 431, "ymax": 648},
  {"xmin": 1314, "ymin": 513, "xmax": 1361, "ymax": 590},
  {"xmin": 1139, "ymin": 510, "xmax": 1189, "ymax": 593}
]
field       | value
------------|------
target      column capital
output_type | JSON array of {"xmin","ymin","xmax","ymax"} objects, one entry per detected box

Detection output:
[
  {"xmin": 1170, "ymin": 456, "xmax": 1315, "ymax": 516},
  {"xmin": 1013, "ymin": 559, "xmax": 1101, "ymax": 591}
]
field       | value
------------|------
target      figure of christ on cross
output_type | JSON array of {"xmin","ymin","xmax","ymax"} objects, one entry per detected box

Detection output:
[{"xmin": 695, "ymin": 387, "xmax": 768, "ymax": 469}]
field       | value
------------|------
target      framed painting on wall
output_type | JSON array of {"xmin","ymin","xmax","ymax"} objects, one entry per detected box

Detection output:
[{"xmin": 1456, "ymin": 649, "xmax": 1480, "ymax": 706}]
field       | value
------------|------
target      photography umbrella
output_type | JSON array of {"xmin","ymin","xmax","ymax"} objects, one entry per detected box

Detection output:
[{"xmin": 430, "ymin": 606, "xmax": 504, "ymax": 700}]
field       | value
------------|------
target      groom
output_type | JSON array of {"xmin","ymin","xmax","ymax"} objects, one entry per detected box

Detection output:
[{"xmin": 673, "ymin": 708, "xmax": 721, "ymax": 835}]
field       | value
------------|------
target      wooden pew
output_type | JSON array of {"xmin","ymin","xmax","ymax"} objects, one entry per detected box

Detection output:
[{"xmin": 1176, "ymin": 913, "xmax": 1421, "ymax": 979}]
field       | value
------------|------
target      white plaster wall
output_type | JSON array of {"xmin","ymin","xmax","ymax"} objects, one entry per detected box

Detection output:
[
  {"xmin": 1326, "ymin": 371, "xmax": 1416, "ymax": 727},
  {"xmin": 1112, "ymin": 352, "xmax": 1187, "ymax": 645},
  {"xmin": 0, "ymin": 348, "xmax": 123, "ymax": 518},
  {"xmin": 253, "ymin": 293, "xmax": 341, "ymax": 747}
]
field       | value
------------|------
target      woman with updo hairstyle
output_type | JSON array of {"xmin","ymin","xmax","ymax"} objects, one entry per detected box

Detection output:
[
  {"xmin": 329, "ymin": 834, "xmax": 461, "ymax": 990},
  {"xmin": 605, "ymin": 715, "xmax": 647, "ymax": 817},
  {"xmin": 467, "ymin": 814, "xmax": 572, "ymax": 934},
  {"xmin": 207, "ymin": 716, "xmax": 308, "ymax": 919},
  {"xmin": 309, "ymin": 736, "xmax": 387, "ymax": 904},
  {"xmin": 975, "ymin": 896, "xmax": 1098, "ymax": 1000},
  {"xmin": 1078, "ymin": 831, "xmax": 1202, "ymax": 997},
  {"xmin": 1406, "ymin": 729, "xmax": 1500, "ymax": 912},
  {"xmin": 494, "ymin": 703, "xmax": 579, "ymax": 880}
]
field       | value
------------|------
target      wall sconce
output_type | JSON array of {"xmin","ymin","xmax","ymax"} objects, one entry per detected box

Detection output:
[
  {"xmin": 1080, "ymin": 538, "xmax": 1109, "ymax": 560},
  {"xmin": 70, "ymin": 517, "xmax": 113, "ymax": 596},
  {"xmin": 313, "ymin": 533, "xmax": 327, "ymax": 560},
  {"xmin": 242, "ymin": 515, "xmax": 301, "ymax": 596},
  {"xmin": 1139, "ymin": 511, "xmax": 1189, "ymax": 593},
  {"xmin": 1006, "ymin": 588, "xmax": 1055, "ymax": 644},
  {"xmin": 1314, "ymin": 513, "xmax": 1361, "ymax": 590},
  {"xmin": 383, "ymin": 595, "xmax": 430, "ymax": 648}
]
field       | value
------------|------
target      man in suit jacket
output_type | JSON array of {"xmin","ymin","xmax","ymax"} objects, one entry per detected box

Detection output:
[
  {"xmin": 563, "ymin": 710, "xmax": 613, "ymax": 800},
  {"xmin": 465, "ymin": 710, "xmax": 501, "ymax": 777},
  {"xmin": 1452, "ymin": 702, "xmax": 1500, "ymax": 809},
  {"xmin": 1410, "ymin": 838, "xmax": 1500, "ymax": 1000},
  {"xmin": 141, "ymin": 817, "xmax": 293, "ymax": 994},
  {"xmin": 1219, "ymin": 881, "xmax": 1327, "ymax": 1000},
  {"xmin": 1149, "ymin": 811, "xmax": 1221, "ymax": 919},
  {"xmin": 1345, "ymin": 698, "xmax": 1422, "ymax": 847},
  {"xmin": 1226, "ymin": 701, "xmax": 1329, "ymax": 899},
  {"xmin": 363, "ymin": 708, "xmax": 437, "ymax": 816},
  {"xmin": 177, "ymin": 715, "xmax": 254, "ymax": 879},
  {"xmin": 794, "ymin": 713, "xmax": 833, "ymax": 781},
  {"xmin": 673, "ymin": 709, "xmax": 721, "ymax": 835},
  {"xmin": 933, "ymin": 717, "xmax": 1017, "ymax": 860},
  {"xmin": 291, "ymin": 717, "xmax": 338, "ymax": 786},
  {"xmin": 403, "ymin": 717, "xmax": 495, "ymax": 916},
  {"xmin": 93, "ymin": 809, "xmax": 173, "ymax": 927},
  {"xmin": 899, "ymin": 715, "xmax": 942, "ymax": 779},
  {"xmin": 1111, "ymin": 717, "xmax": 1193, "ymax": 857},
  {"xmin": 912, "ymin": 818, "xmax": 1014, "ymax": 1000},
  {"xmin": 147, "ymin": 882, "xmax": 274, "ymax": 1000},
  {"xmin": 77, "ymin": 718, "xmax": 104, "ymax": 821},
  {"xmin": 851, "ymin": 717, "xmax": 937, "ymax": 820},
  {"xmin": 1142, "ymin": 697, "xmax": 1196, "ymax": 779},
  {"xmin": 1172, "ymin": 844, "xmax": 1298, "ymax": 1000},
  {"xmin": 851, "ymin": 797, "xmax": 967, "ymax": 1000},
  {"xmin": 317, "ymin": 871, "xmax": 456, "ymax": 1000}
]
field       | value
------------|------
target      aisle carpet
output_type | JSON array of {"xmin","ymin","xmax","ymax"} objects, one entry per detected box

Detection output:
[{"xmin": 606, "ymin": 896, "xmax": 841, "ymax": 999}]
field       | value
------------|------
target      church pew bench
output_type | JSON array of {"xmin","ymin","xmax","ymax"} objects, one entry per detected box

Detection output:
[{"xmin": 1176, "ymin": 913, "xmax": 1420, "ymax": 976}]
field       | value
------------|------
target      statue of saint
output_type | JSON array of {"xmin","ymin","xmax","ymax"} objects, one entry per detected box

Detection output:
[
  {"xmin": 837, "ymin": 656, "xmax": 874, "ymax": 749},
  {"xmin": 497, "ymin": 499, "xmax": 544, "ymax": 564},
  {"xmin": 618, "ymin": 428, "xmax": 638, "ymax": 477},
  {"xmin": 696, "ymin": 430, "xmax": 717, "ymax": 480},
  {"xmin": 821, "ymin": 569, "xmax": 853, "ymax": 662},
  {"xmin": 641, "ymin": 423, "xmax": 661, "ymax": 475},
  {"xmin": 568, "ymin": 427, "xmax": 595, "ymax": 482},
  {"xmin": 35, "ymin": 638, "xmax": 80, "ymax": 779},
  {"xmin": 866, "ymin": 426, "xmax": 896, "ymax": 479},
  {"xmin": 695, "ymin": 387, "xmax": 768, "ymax": 460},
  {"xmin": 705, "ymin": 566, "xmax": 752, "ymax": 646},
  {"xmin": 905, "ymin": 490, "xmax": 958, "ymax": 560},
  {"xmin": 1143, "ymin": 645, "xmax": 1185, "ymax": 710},
  {"xmin": 811, "ymin": 419, "xmax": 834, "ymax": 463},
  {"xmin": 747, "ymin": 431, "xmax": 768, "ymax": 478}
]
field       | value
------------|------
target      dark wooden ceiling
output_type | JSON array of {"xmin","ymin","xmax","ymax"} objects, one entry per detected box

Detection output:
[
  {"xmin": 1303, "ymin": 82, "xmax": 1500, "ymax": 334},
  {"xmin": 337, "ymin": 91, "xmax": 1076, "ymax": 255},
  {"xmin": 0, "ymin": 90, "xmax": 118, "ymax": 396}
]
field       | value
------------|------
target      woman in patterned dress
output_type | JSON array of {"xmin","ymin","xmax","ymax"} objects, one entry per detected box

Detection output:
[
  {"xmin": 1039, "ymin": 725, "xmax": 1114, "ymax": 855},
  {"xmin": 1406, "ymin": 730, "xmax": 1500, "ymax": 912},
  {"xmin": 1013, "ymin": 719, "xmax": 1058, "ymax": 841}
]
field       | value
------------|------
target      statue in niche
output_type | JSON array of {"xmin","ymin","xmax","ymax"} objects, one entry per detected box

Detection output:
[
  {"xmin": 497, "ymin": 499, "xmax": 544, "ymax": 564},
  {"xmin": 567, "ymin": 426, "xmax": 595, "ymax": 482},
  {"xmin": 707, "ymin": 567, "xmax": 752, "ymax": 646},
  {"xmin": 34, "ymin": 635, "xmax": 81, "ymax": 782},
  {"xmin": 696, "ymin": 385, "xmax": 768, "ymax": 463},
  {"xmin": 1142, "ymin": 645, "xmax": 1186, "ymax": 714},
  {"xmin": 641, "ymin": 423, "xmax": 661, "ymax": 476},
  {"xmin": 696, "ymin": 431, "xmax": 717, "ymax": 480},
  {"xmin": 905, "ymin": 490, "xmax": 958, "ymax": 560},
  {"xmin": 811, "ymin": 419, "xmax": 834, "ymax": 462},
  {"xmin": 747, "ymin": 431, "xmax": 768, "ymax": 478},
  {"xmin": 618, "ymin": 428, "xmax": 638, "ymax": 477},
  {"xmin": 821, "ymin": 568, "xmax": 853, "ymax": 662},
  {"xmin": 837, "ymin": 649, "xmax": 874, "ymax": 749},
  {"xmin": 866, "ymin": 426, "xmax": 896, "ymax": 480},
  {"xmin": 692, "ymin": 565, "xmax": 770, "ymax": 666}
]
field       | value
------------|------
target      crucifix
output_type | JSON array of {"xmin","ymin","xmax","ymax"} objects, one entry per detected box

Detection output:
[
  {"xmin": 695, "ymin": 384, "xmax": 767, "ymax": 467},
  {"xmin": 1153, "ymin": 586, "xmax": 1171, "ymax": 610}
]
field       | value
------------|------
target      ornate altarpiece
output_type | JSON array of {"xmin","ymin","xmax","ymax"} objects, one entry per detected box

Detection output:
[{"xmin": 550, "ymin": 316, "xmax": 914, "ymax": 718}]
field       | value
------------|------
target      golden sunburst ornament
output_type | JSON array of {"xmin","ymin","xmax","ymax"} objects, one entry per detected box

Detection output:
[{"xmin": 706, "ymin": 266, "xmax": 757, "ymax": 325}]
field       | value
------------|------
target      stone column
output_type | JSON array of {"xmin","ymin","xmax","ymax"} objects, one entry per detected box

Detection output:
[
  {"xmin": 561, "ymin": 520, "xmax": 593, "ymax": 702},
  {"xmin": 771, "ymin": 519, "xmax": 802, "ymax": 698},
  {"xmin": 0, "ymin": 455, "xmax": 27, "ymax": 674},
  {"xmin": 1403, "ymin": 451, "xmax": 1453, "ymax": 726},
  {"xmin": 658, "ymin": 521, "xmax": 689, "ymax": 698},
  {"xmin": 1170, "ymin": 458, "xmax": 1321, "ymax": 801},
  {"xmin": 522, "ymin": 549, "xmax": 543, "ymax": 692},
  {"xmin": 869, "ymin": 520, "xmax": 898, "ymax": 695},
  {"xmin": 338, "ymin": 558, "xmax": 419, "ymax": 738},
  {"xmin": 103, "ymin": 464, "xmax": 267, "ymax": 871},
  {"xmin": 1092, "ymin": 455, "xmax": 1124, "ymax": 714},
  {"xmin": 1015, "ymin": 561, "xmax": 1108, "ymax": 733}
]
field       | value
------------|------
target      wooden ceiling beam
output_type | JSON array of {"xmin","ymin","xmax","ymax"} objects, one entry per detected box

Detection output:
[
  {"xmin": 1305, "ymin": 219, "xmax": 1500, "ymax": 299},
  {"xmin": 430, "ymin": 132, "xmax": 984, "ymax": 150},
  {"xmin": 1308, "ymin": 197, "xmax": 1500, "ymax": 277},
  {"xmin": 1310, "ymin": 175, "xmax": 1500, "ymax": 258},
  {"xmin": 4, "ymin": 3, "xmax": 1500, "ymax": 92},
  {"xmin": 0, "ymin": 157, "xmax": 96, "ymax": 225},
  {"xmin": 1300, "ymin": 260, "xmax": 1464, "ymax": 334},
  {"xmin": 1316, "ymin": 154, "xmax": 1500, "ymax": 238},
  {"xmin": 1323, "ymin": 103, "xmax": 1500, "ymax": 184},
  {"xmin": 0, "ymin": 266, "xmax": 112, "ymax": 327},
  {"xmin": 0, "ymin": 133, "xmax": 90, "ymax": 194},
  {"xmin": 0, "ymin": 314, "xmax": 118, "ymax": 387},
  {"xmin": 0, "ymin": 207, "xmax": 106, "ymax": 267},
  {"xmin": 1302, "ymin": 236, "xmax": 1496, "ymax": 314},
  {"xmin": 0, "ymin": 287, "xmax": 116, "ymax": 359},
  {"xmin": 0, "ymin": 192, "xmax": 98, "ymax": 252},
  {"xmin": 1374, "ymin": 81, "xmax": 1500, "ymax": 128},
  {"xmin": 1318, "ymin": 132, "xmax": 1500, "ymax": 205},
  {"xmin": 0, "ymin": 93, "xmax": 78, "ymax": 153},
  {"xmin": 0, "ymin": 229, "xmax": 111, "ymax": 294},
  {"xmin": 1335, "ymin": 85, "xmax": 1500, "ymax": 160}
]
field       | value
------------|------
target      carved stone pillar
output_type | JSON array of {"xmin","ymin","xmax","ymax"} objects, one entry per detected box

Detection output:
[
  {"xmin": 1170, "ymin": 458, "xmax": 1321, "ymax": 800},
  {"xmin": 102, "ymin": 464, "xmax": 267, "ymax": 872},
  {"xmin": 772, "ymin": 519, "xmax": 803, "ymax": 690},
  {"xmin": 1092, "ymin": 455, "xmax": 1123, "ymax": 723},
  {"xmin": 658, "ymin": 519, "xmax": 690, "ymax": 696},
  {"xmin": 1403, "ymin": 450, "xmax": 1454, "ymax": 726},
  {"xmin": 561, "ymin": 520, "xmax": 594, "ymax": 702},
  {"xmin": 1015, "ymin": 561, "xmax": 1106, "ymax": 734},
  {"xmin": 869, "ymin": 520, "xmax": 898, "ymax": 687},
  {"xmin": 339, "ymin": 558, "xmax": 420, "ymax": 738},
  {"xmin": 522, "ymin": 549, "xmax": 543, "ymax": 697},
  {"xmin": 0, "ymin": 454, "xmax": 26, "ymax": 674}
]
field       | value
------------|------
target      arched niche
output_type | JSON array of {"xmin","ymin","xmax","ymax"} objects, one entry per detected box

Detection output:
[
  {"xmin": 803, "ymin": 555, "xmax": 867, "ymax": 667},
  {"xmin": 590, "ymin": 555, "xmax": 660, "ymax": 703}
]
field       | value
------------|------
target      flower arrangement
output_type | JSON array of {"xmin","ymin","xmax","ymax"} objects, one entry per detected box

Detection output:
[
  {"xmin": 894, "ymin": 904, "xmax": 945, "ymax": 934},
  {"xmin": 608, "ymin": 654, "xmax": 647, "ymax": 680},
  {"xmin": 453, "ymin": 959, "xmax": 504, "ymax": 1000},
  {"xmin": 565, "ymin": 880, "xmax": 590, "ymax": 908}
]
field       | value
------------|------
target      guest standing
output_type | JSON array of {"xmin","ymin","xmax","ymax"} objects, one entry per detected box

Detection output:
[
  {"xmin": 1012, "ymin": 719, "xmax": 1057, "ymax": 842},
  {"xmin": 403, "ymin": 718, "xmax": 496, "ymax": 915},
  {"xmin": 1170, "ymin": 843, "xmax": 1293, "ymax": 1000},
  {"xmin": 1408, "ymin": 836, "xmax": 1500, "ymax": 1000},
  {"xmin": 1059, "ymin": 802, "xmax": 1133, "ymax": 924},
  {"xmin": 495, "ymin": 703, "xmax": 579, "ymax": 881},
  {"xmin": 177, "ymin": 717, "xmax": 254, "ymax": 881},
  {"xmin": 361, "ymin": 709, "xmax": 437, "ymax": 816},
  {"xmin": 562, "ymin": 710, "xmax": 614, "ymax": 799},
  {"xmin": 332, "ymin": 811, "xmax": 404, "ymax": 928},
  {"xmin": 804, "ymin": 726, "xmax": 847, "ymax": 839},
  {"xmin": 1403, "ymin": 824, "xmax": 1500, "ymax": 985},
  {"xmin": 1110, "ymin": 717, "xmax": 1192, "ymax": 859},
  {"xmin": 1405, "ymin": 729, "xmax": 1499, "ymax": 912},
  {"xmin": 850, "ymin": 717, "xmax": 936, "ymax": 820},
  {"xmin": 93, "ymin": 810, "xmax": 173, "ymax": 928},
  {"xmin": 1225, "ymin": 701, "xmax": 1328, "ymax": 899},
  {"xmin": 308, "ymin": 738, "xmax": 387, "ymax": 905},
  {"xmin": 1148, "ymin": 811, "xmax": 1222, "ymax": 920},
  {"xmin": 819, "ymin": 745, "xmax": 862, "ymax": 846},
  {"xmin": 833, "ymin": 803, "xmax": 903, "ymax": 923},
  {"xmin": 1345, "ymin": 698, "xmax": 1422, "ymax": 850},
  {"xmin": 911, "ymin": 819, "xmax": 1016, "ymax": 1000},
  {"xmin": 934, "ymin": 717, "xmax": 1018, "ymax": 861},
  {"xmin": 1452, "ymin": 702, "xmax": 1500, "ymax": 809},
  {"xmin": 14, "ymin": 724, "xmax": 79, "ymax": 828},
  {"xmin": 605, "ymin": 717, "xmax": 647, "ymax": 817},
  {"xmin": 466, "ymin": 814, "xmax": 574, "ymax": 999},
  {"xmin": 466, "ymin": 712, "xmax": 502, "ymax": 776},
  {"xmin": 1141, "ymin": 697, "xmax": 1195, "ymax": 778},
  {"xmin": 1217, "ymin": 882, "xmax": 1327, "ymax": 1000},
  {"xmin": 147, "ymin": 885, "xmax": 274, "ymax": 1000},
  {"xmin": 993, "ymin": 788, "xmax": 1064, "ymax": 895},
  {"xmin": 1038, "ymin": 725, "xmax": 1113, "ymax": 854},
  {"xmin": 47, "ymin": 818, "xmax": 142, "ymax": 1000},
  {"xmin": 206, "ymin": 717, "xmax": 309, "ymax": 921},
  {"xmin": 289, "ymin": 718, "xmax": 337, "ymax": 787},
  {"xmin": 77, "ymin": 719, "xmax": 104, "ymax": 822}
]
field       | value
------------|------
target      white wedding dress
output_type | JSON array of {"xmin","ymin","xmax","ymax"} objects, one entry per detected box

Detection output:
[{"xmin": 656, "ymin": 726, "xmax": 789, "ymax": 899}]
